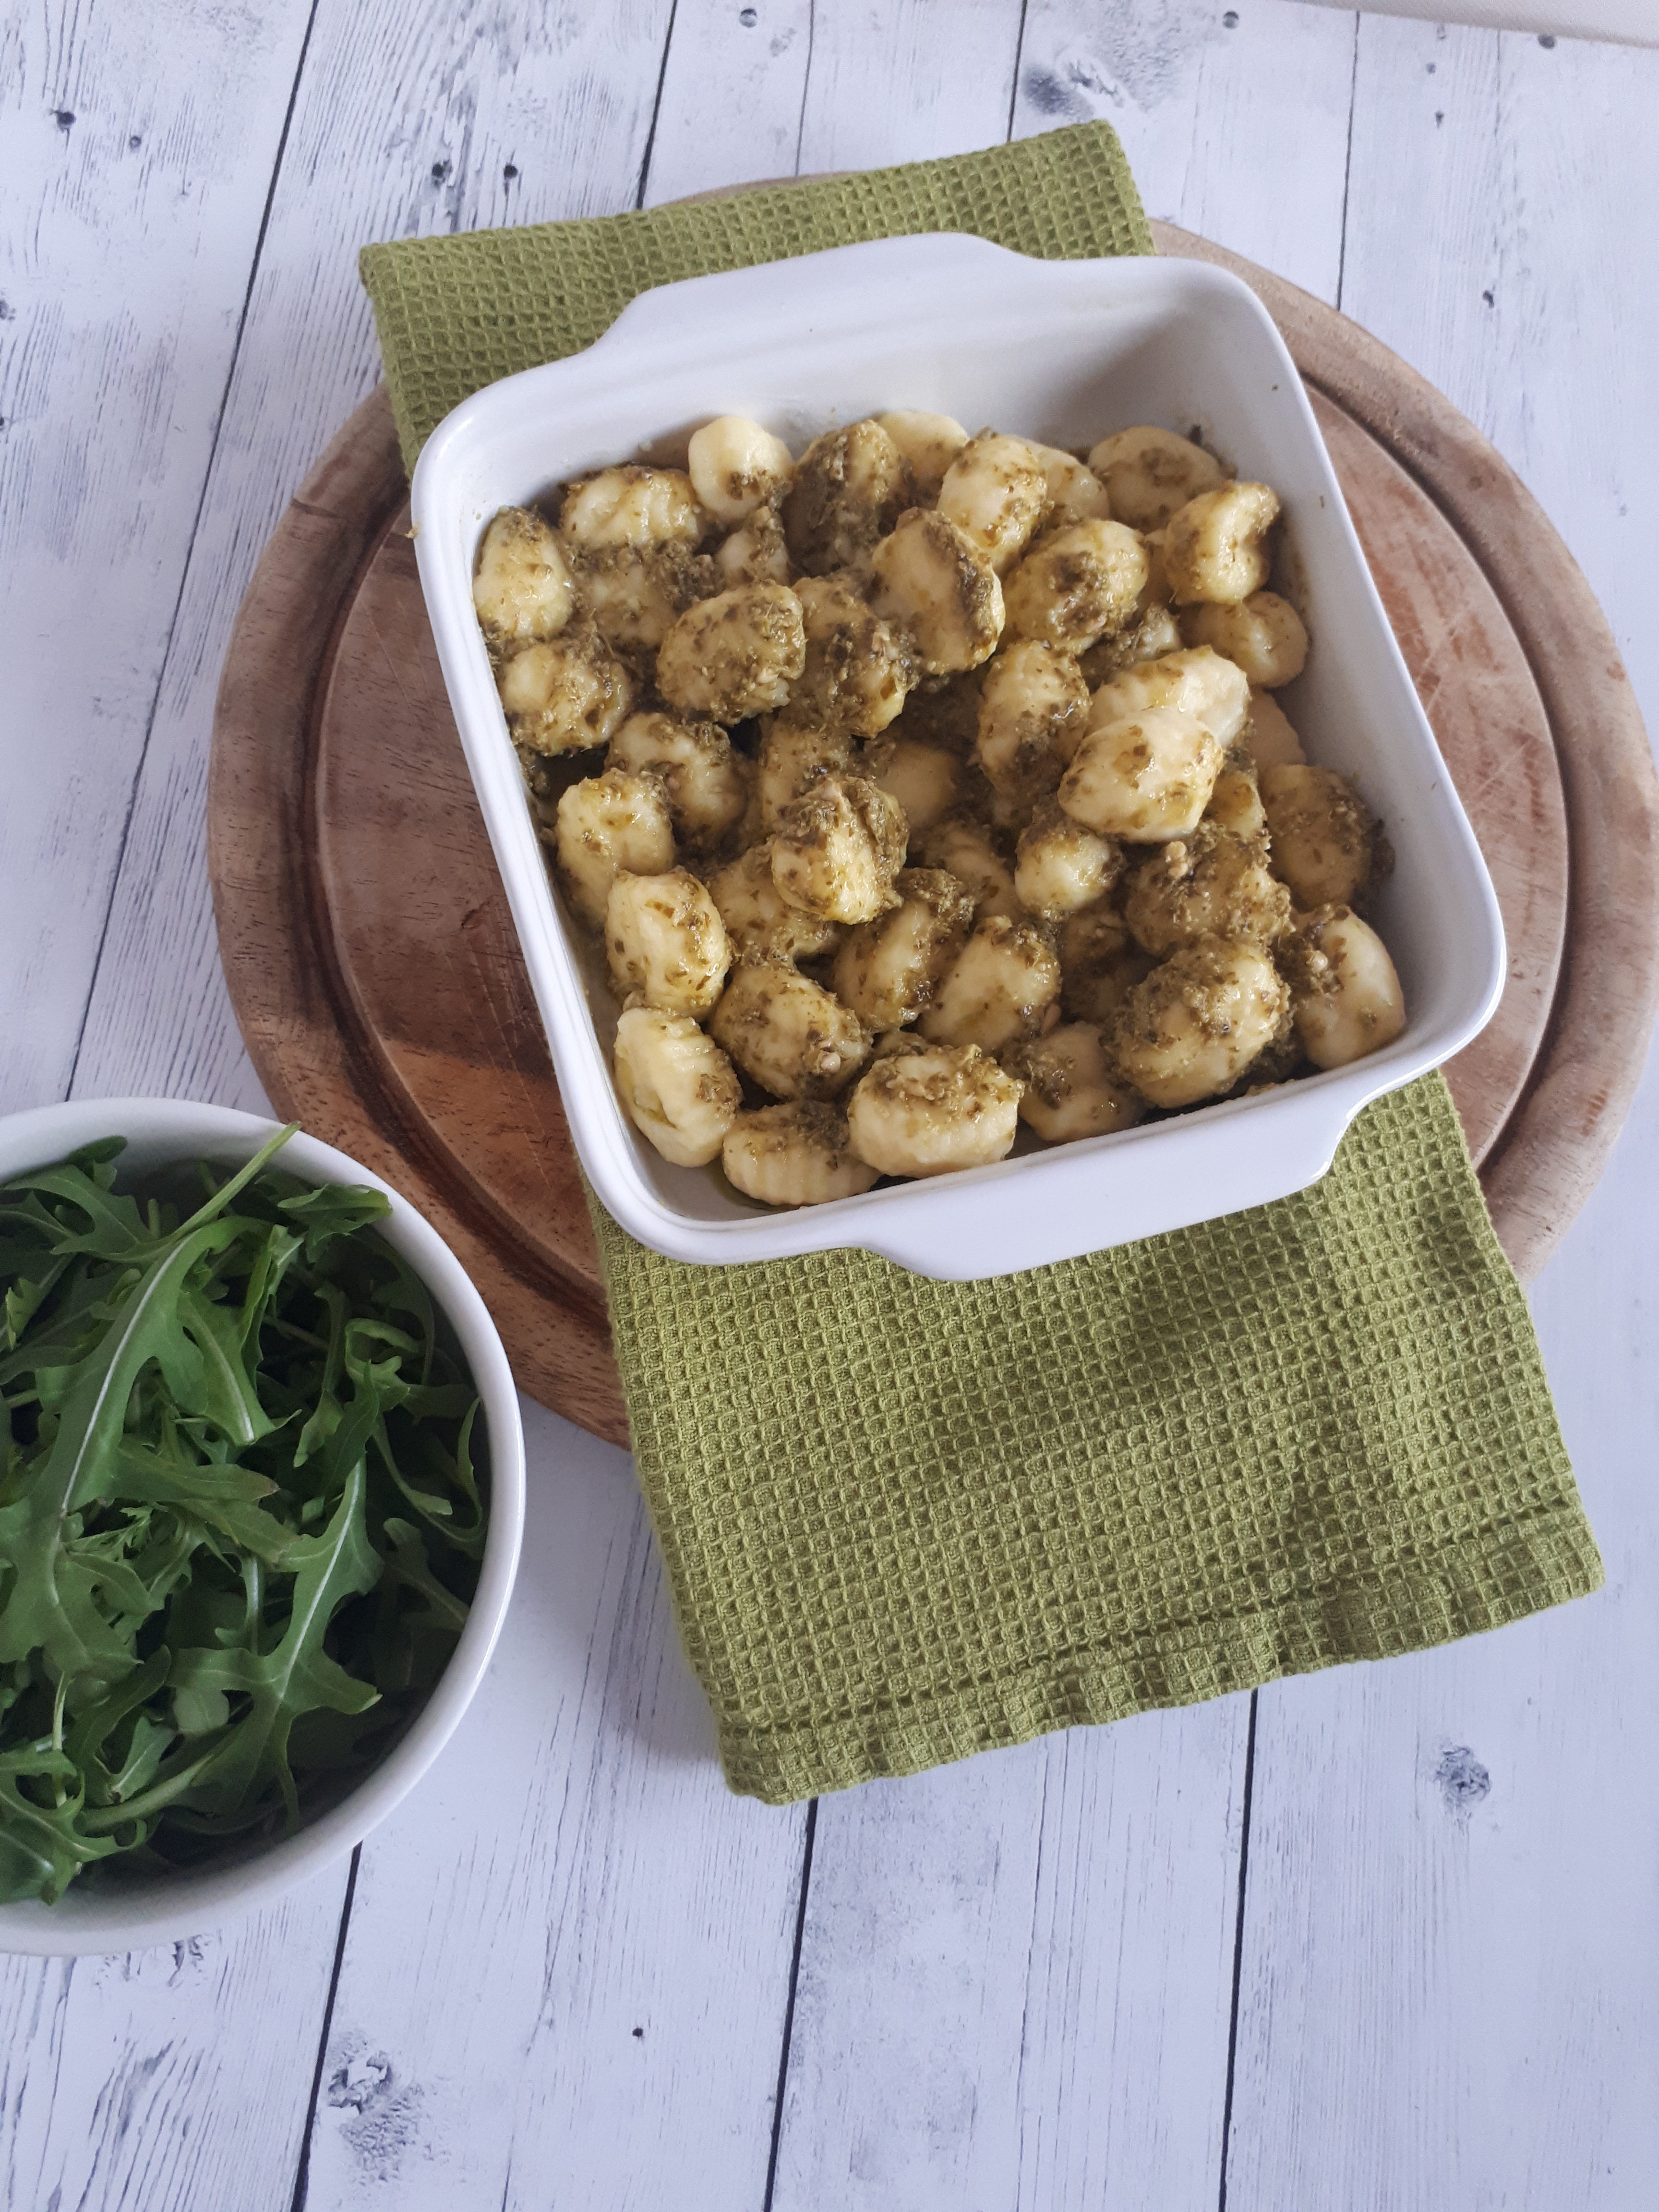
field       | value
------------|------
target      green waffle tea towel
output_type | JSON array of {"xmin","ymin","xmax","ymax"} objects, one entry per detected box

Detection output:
[{"xmin": 361, "ymin": 123, "xmax": 1603, "ymax": 1803}]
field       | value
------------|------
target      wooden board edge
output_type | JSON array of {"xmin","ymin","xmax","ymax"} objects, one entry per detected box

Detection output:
[{"xmin": 207, "ymin": 386, "xmax": 631, "ymax": 1445}]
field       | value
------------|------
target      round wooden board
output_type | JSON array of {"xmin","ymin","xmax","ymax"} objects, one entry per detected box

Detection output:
[{"xmin": 209, "ymin": 222, "xmax": 1659, "ymax": 1450}]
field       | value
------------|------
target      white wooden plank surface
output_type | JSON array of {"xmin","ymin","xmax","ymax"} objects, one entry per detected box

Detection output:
[
  {"xmin": 0, "ymin": 0, "xmax": 313, "ymax": 1118},
  {"xmin": 1013, "ymin": 0, "xmax": 1360, "ymax": 303},
  {"xmin": 4, "ymin": 3, "xmax": 1658, "ymax": 2206},
  {"xmin": 644, "ymin": 0, "xmax": 815, "ymax": 206},
  {"xmin": 0, "ymin": 10, "xmax": 361, "ymax": 2209},
  {"xmin": 0, "ymin": 1880, "xmax": 351, "ymax": 2212},
  {"xmin": 69, "ymin": 0, "xmax": 682, "ymax": 1111},
  {"xmin": 795, "ymin": 0, "xmax": 1027, "ymax": 169},
  {"xmin": 771, "ymin": 1710, "xmax": 1250, "ymax": 2212},
  {"xmin": 1223, "ymin": 19, "xmax": 1659, "ymax": 2209},
  {"xmin": 303, "ymin": 1403, "xmax": 806, "ymax": 2211}
]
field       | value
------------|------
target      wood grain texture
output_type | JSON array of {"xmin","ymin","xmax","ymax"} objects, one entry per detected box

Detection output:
[
  {"xmin": 301, "ymin": 1404, "xmax": 808, "ymax": 2212},
  {"xmin": 771, "ymin": 1709, "xmax": 1249, "ymax": 2212},
  {"xmin": 644, "ymin": 0, "xmax": 816, "ymax": 208},
  {"xmin": 0, "ymin": 1875, "xmax": 351, "ymax": 2212},
  {"xmin": 209, "ymin": 394, "xmax": 623, "ymax": 1440},
  {"xmin": 794, "ymin": 0, "xmax": 1026, "ymax": 173},
  {"xmin": 69, "ymin": 0, "xmax": 679, "ymax": 1121},
  {"xmin": 1013, "ymin": 0, "xmax": 1359, "ymax": 303},
  {"xmin": 1223, "ymin": 21, "xmax": 1659, "ymax": 2211},
  {"xmin": 0, "ymin": 0, "xmax": 314, "ymax": 1116},
  {"xmin": 314, "ymin": 517, "xmax": 604, "ymax": 1312}
]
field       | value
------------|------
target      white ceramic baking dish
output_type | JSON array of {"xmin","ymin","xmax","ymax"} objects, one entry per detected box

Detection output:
[{"xmin": 410, "ymin": 233, "xmax": 1504, "ymax": 1280}]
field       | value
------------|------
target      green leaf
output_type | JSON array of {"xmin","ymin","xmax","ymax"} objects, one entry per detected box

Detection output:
[
  {"xmin": 65, "ymin": 1648, "xmax": 174, "ymax": 1805},
  {"xmin": 1, "ymin": 1252, "xmax": 69, "ymax": 1352},
  {"xmin": 0, "ymin": 1161, "xmax": 149, "ymax": 1259},
  {"xmin": 380, "ymin": 1517, "xmax": 469, "ymax": 1634},
  {"xmin": 278, "ymin": 1182, "xmax": 392, "ymax": 1261},
  {"xmin": 113, "ymin": 1441, "xmax": 294, "ymax": 1565},
  {"xmin": 174, "ymin": 1283, "xmax": 276, "ymax": 1448},
  {"xmin": 0, "ymin": 1220, "xmax": 243, "ymax": 1686},
  {"xmin": 168, "ymin": 1465, "xmax": 384, "ymax": 1827},
  {"xmin": 0, "ymin": 1748, "xmax": 122, "ymax": 1903}
]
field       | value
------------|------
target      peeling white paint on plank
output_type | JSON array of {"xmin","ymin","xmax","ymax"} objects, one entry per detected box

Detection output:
[
  {"xmin": 0, "ymin": 0, "xmax": 316, "ymax": 1118},
  {"xmin": 770, "ymin": 1709, "xmax": 1250, "ymax": 2212},
  {"xmin": 1225, "ymin": 22, "xmax": 1659, "ymax": 2210},
  {"xmin": 301, "ymin": 1405, "xmax": 807, "ymax": 2212},
  {"xmin": 644, "ymin": 0, "xmax": 816, "ymax": 206},
  {"xmin": 1013, "ymin": 0, "xmax": 1359, "ymax": 304},
  {"xmin": 69, "ymin": 0, "xmax": 683, "ymax": 1111},
  {"xmin": 794, "ymin": 0, "xmax": 1028, "ymax": 172},
  {"xmin": 0, "ymin": 1876, "xmax": 351, "ymax": 2212},
  {"xmin": 1337, "ymin": 12, "xmax": 1659, "ymax": 724}
]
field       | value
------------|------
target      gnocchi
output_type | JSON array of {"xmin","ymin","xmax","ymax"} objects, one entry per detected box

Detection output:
[
  {"xmin": 498, "ymin": 630, "xmax": 633, "ymax": 755},
  {"xmin": 1163, "ymin": 481, "xmax": 1281, "ymax": 605},
  {"xmin": 1259, "ymin": 764, "xmax": 1385, "ymax": 910},
  {"xmin": 614, "ymin": 1008, "xmax": 741, "ymax": 1167},
  {"xmin": 876, "ymin": 410, "xmax": 969, "ymax": 501},
  {"xmin": 1086, "ymin": 426, "xmax": 1228, "ymax": 531},
  {"xmin": 1058, "ymin": 706, "xmax": 1226, "ymax": 842},
  {"xmin": 1122, "ymin": 821, "xmax": 1290, "ymax": 955},
  {"xmin": 790, "ymin": 573, "xmax": 916, "ymax": 736},
  {"xmin": 845, "ymin": 1044, "xmax": 1022, "ymax": 1178},
  {"xmin": 1281, "ymin": 905, "xmax": 1406, "ymax": 1070},
  {"xmin": 722, "ymin": 1102, "xmax": 880, "ymax": 1206},
  {"xmin": 609, "ymin": 711, "xmax": 748, "ymax": 850},
  {"xmin": 770, "ymin": 774, "xmax": 906, "ymax": 924},
  {"xmin": 832, "ymin": 868, "xmax": 975, "ymax": 1030},
  {"xmin": 918, "ymin": 914, "xmax": 1060, "ymax": 1053},
  {"xmin": 1179, "ymin": 591, "xmax": 1310, "ymax": 688},
  {"xmin": 1010, "ymin": 1023, "xmax": 1145, "ymax": 1144},
  {"xmin": 1002, "ymin": 520, "xmax": 1149, "ymax": 652},
  {"xmin": 975, "ymin": 640, "xmax": 1090, "ymax": 801},
  {"xmin": 937, "ymin": 433, "xmax": 1050, "ymax": 574},
  {"xmin": 553, "ymin": 766, "xmax": 675, "ymax": 927},
  {"xmin": 869, "ymin": 509, "xmax": 1005, "ymax": 675},
  {"xmin": 657, "ymin": 582, "xmax": 806, "ymax": 722},
  {"xmin": 1014, "ymin": 800, "xmax": 1122, "ymax": 921},
  {"xmin": 687, "ymin": 414, "xmax": 794, "ymax": 524},
  {"xmin": 473, "ymin": 507, "xmax": 575, "ymax": 647},
  {"xmin": 605, "ymin": 867, "xmax": 731, "ymax": 1018},
  {"xmin": 783, "ymin": 420, "xmax": 912, "ymax": 575},
  {"xmin": 1115, "ymin": 936, "xmax": 1290, "ymax": 1108},
  {"xmin": 477, "ymin": 404, "xmax": 1406, "ymax": 1210},
  {"xmin": 709, "ymin": 953, "xmax": 871, "ymax": 1101}
]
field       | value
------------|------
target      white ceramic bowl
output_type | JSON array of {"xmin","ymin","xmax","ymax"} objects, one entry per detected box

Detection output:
[
  {"xmin": 411, "ymin": 234, "xmax": 1504, "ymax": 1279},
  {"xmin": 0, "ymin": 1098, "xmax": 525, "ymax": 1956}
]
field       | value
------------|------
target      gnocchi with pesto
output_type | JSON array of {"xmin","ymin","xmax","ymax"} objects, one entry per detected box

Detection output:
[{"xmin": 474, "ymin": 409, "xmax": 1404, "ymax": 1209}]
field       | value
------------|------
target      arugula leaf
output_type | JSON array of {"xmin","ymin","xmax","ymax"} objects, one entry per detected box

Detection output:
[
  {"xmin": 169, "ymin": 1465, "xmax": 383, "ymax": 1827},
  {"xmin": 278, "ymin": 1182, "xmax": 393, "ymax": 1261},
  {"xmin": 0, "ymin": 1748, "xmax": 122, "ymax": 1903},
  {"xmin": 0, "ymin": 1132, "xmax": 483, "ymax": 1899},
  {"xmin": 0, "ymin": 1221, "xmax": 242, "ymax": 1686}
]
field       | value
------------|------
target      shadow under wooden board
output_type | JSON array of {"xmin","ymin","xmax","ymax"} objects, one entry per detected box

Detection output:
[{"xmin": 209, "ymin": 221, "xmax": 1659, "ymax": 1450}]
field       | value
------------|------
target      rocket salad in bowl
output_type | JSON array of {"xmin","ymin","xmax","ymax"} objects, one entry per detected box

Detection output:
[{"xmin": 0, "ymin": 1100, "xmax": 524, "ymax": 1953}]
